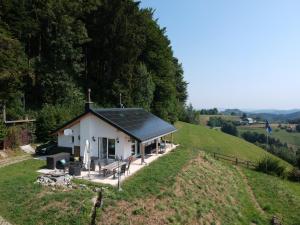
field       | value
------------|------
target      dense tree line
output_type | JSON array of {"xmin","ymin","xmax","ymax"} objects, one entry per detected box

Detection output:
[
  {"xmin": 0, "ymin": 0, "xmax": 187, "ymax": 131},
  {"xmin": 199, "ymin": 108, "xmax": 218, "ymax": 115}
]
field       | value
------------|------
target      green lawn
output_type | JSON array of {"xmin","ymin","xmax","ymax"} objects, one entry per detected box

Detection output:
[
  {"xmin": 0, "ymin": 160, "xmax": 94, "ymax": 225},
  {"xmin": 0, "ymin": 121, "xmax": 296, "ymax": 225},
  {"xmin": 238, "ymin": 126, "xmax": 300, "ymax": 149},
  {"xmin": 243, "ymin": 168, "xmax": 300, "ymax": 225},
  {"xmin": 98, "ymin": 152, "xmax": 268, "ymax": 225},
  {"xmin": 175, "ymin": 122, "xmax": 291, "ymax": 167}
]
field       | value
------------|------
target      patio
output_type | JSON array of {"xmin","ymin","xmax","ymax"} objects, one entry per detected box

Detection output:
[{"xmin": 37, "ymin": 143, "xmax": 178, "ymax": 186}]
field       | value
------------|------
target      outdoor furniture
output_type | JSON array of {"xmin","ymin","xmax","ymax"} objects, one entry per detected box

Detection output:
[
  {"xmin": 46, "ymin": 153, "xmax": 70, "ymax": 169},
  {"xmin": 120, "ymin": 163, "xmax": 126, "ymax": 175},
  {"xmin": 101, "ymin": 161, "xmax": 126, "ymax": 178},
  {"xmin": 69, "ymin": 162, "xmax": 81, "ymax": 176},
  {"xmin": 126, "ymin": 156, "xmax": 133, "ymax": 175},
  {"xmin": 56, "ymin": 159, "xmax": 69, "ymax": 171},
  {"xmin": 90, "ymin": 159, "xmax": 96, "ymax": 171},
  {"xmin": 159, "ymin": 142, "xmax": 166, "ymax": 154}
]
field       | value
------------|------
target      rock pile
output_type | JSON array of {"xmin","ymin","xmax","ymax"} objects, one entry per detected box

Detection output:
[
  {"xmin": 36, "ymin": 174, "xmax": 73, "ymax": 188},
  {"xmin": 271, "ymin": 216, "xmax": 282, "ymax": 225}
]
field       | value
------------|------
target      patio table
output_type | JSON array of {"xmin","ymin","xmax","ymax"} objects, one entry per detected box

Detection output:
[{"xmin": 102, "ymin": 161, "xmax": 126, "ymax": 177}]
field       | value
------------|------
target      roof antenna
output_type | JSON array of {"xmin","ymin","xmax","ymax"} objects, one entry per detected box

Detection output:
[{"xmin": 119, "ymin": 93, "xmax": 124, "ymax": 108}]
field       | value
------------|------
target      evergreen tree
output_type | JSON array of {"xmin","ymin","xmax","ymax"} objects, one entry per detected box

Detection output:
[{"xmin": 1, "ymin": 0, "xmax": 187, "ymax": 125}]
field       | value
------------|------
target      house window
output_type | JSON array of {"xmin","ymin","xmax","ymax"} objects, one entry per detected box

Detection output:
[
  {"xmin": 72, "ymin": 136, "xmax": 74, "ymax": 143},
  {"xmin": 108, "ymin": 139, "xmax": 115, "ymax": 159},
  {"xmin": 131, "ymin": 142, "xmax": 135, "ymax": 156}
]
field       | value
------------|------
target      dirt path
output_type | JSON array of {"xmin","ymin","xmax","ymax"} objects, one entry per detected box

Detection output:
[
  {"xmin": 0, "ymin": 215, "xmax": 11, "ymax": 225},
  {"xmin": 236, "ymin": 166, "xmax": 266, "ymax": 216},
  {"xmin": 0, "ymin": 154, "xmax": 32, "ymax": 169}
]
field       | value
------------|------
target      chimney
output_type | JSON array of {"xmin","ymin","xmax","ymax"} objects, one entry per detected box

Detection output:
[{"xmin": 85, "ymin": 88, "xmax": 93, "ymax": 112}]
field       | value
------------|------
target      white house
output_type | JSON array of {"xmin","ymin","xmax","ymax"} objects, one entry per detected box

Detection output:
[{"xmin": 52, "ymin": 101, "xmax": 177, "ymax": 162}]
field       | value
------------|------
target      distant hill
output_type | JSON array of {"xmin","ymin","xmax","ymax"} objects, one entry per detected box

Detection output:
[
  {"xmin": 246, "ymin": 109, "xmax": 300, "ymax": 115},
  {"xmin": 222, "ymin": 109, "xmax": 244, "ymax": 116},
  {"xmin": 248, "ymin": 111, "xmax": 300, "ymax": 123},
  {"xmin": 221, "ymin": 108, "xmax": 300, "ymax": 123}
]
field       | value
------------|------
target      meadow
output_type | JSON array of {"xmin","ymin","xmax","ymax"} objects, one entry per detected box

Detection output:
[
  {"xmin": 198, "ymin": 114, "xmax": 240, "ymax": 126},
  {"xmin": 238, "ymin": 125, "xmax": 300, "ymax": 149},
  {"xmin": 0, "ymin": 122, "xmax": 298, "ymax": 225}
]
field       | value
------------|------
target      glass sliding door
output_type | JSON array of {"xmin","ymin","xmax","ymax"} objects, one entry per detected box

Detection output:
[
  {"xmin": 107, "ymin": 139, "xmax": 116, "ymax": 159},
  {"xmin": 101, "ymin": 138, "xmax": 107, "ymax": 159}
]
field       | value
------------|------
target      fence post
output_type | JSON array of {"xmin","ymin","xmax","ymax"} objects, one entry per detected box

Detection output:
[
  {"xmin": 214, "ymin": 152, "xmax": 216, "ymax": 158},
  {"xmin": 246, "ymin": 161, "xmax": 249, "ymax": 168},
  {"xmin": 235, "ymin": 158, "xmax": 238, "ymax": 165}
]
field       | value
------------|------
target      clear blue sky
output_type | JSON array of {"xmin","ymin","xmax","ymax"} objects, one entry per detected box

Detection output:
[{"xmin": 140, "ymin": 0, "xmax": 300, "ymax": 110}]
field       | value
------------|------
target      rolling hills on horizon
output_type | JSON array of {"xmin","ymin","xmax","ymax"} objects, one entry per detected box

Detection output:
[{"xmin": 222, "ymin": 108, "xmax": 300, "ymax": 122}]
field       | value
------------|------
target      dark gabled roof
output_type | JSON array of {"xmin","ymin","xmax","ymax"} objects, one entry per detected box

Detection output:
[
  {"xmin": 92, "ymin": 108, "xmax": 176, "ymax": 142},
  {"xmin": 53, "ymin": 108, "xmax": 176, "ymax": 142}
]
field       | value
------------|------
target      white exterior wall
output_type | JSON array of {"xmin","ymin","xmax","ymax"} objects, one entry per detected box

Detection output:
[
  {"xmin": 57, "ymin": 114, "xmax": 133, "ymax": 159},
  {"xmin": 57, "ymin": 123, "xmax": 80, "ymax": 154}
]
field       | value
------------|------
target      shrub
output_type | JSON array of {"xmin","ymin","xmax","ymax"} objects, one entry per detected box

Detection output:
[
  {"xmin": 36, "ymin": 103, "xmax": 83, "ymax": 142},
  {"xmin": 0, "ymin": 122, "xmax": 7, "ymax": 141},
  {"xmin": 221, "ymin": 122, "xmax": 238, "ymax": 136},
  {"xmin": 207, "ymin": 117, "xmax": 224, "ymax": 127},
  {"xmin": 6, "ymin": 126, "xmax": 21, "ymax": 149},
  {"xmin": 256, "ymin": 156, "xmax": 286, "ymax": 177},
  {"xmin": 288, "ymin": 167, "xmax": 300, "ymax": 182}
]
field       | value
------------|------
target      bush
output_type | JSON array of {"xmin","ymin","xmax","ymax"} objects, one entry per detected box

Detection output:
[
  {"xmin": 36, "ymin": 103, "xmax": 83, "ymax": 142},
  {"xmin": 256, "ymin": 156, "xmax": 286, "ymax": 177},
  {"xmin": 288, "ymin": 167, "xmax": 300, "ymax": 182},
  {"xmin": 296, "ymin": 124, "xmax": 300, "ymax": 132},
  {"xmin": 221, "ymin": 122, "xmax": 238, "ymax": 136},
  {"xmin": 6, "ymin": 126, "xmax": 21, "ymax": 149},
  {"xmin": 180, "ymin": 104, "xmax": 199, "ymax": 125},
  {"xmin": 207, "ymin": 117, "xmax": 224, "ymax": 127},
  {"xmin": 0, "ymin": 122, "xmax": 7, "ymax": 141}
]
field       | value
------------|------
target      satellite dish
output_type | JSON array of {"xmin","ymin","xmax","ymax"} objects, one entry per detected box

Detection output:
[{"xmin": 64, "ymin": 129, "xmax": 73, "ymax": 136}]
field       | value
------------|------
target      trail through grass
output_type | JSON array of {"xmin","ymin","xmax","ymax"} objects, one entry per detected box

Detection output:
[{"xmin": 243, "ymin": 169, "xmax": 300, "ymax": 225}]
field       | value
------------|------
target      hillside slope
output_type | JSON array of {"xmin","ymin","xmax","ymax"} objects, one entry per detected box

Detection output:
[
  {"xmin": 175, "ymin": 122, "xmax": 290, "ymax": 167},
  {"xmin": 0, "ymin": 122, "xmax": 297, "ymax": 225},
  {"xmin": 99, "ymin": 152, "xmax": 267, "ymax": 225}
]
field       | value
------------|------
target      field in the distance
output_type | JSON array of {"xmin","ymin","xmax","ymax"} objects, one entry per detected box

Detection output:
[
  {"xmin": 238, "ymin": 125, "xmax": 300, "ymax": 149},
  {"xmin": 198, "ymin": 114, "xmax": 240, "ymax": 126}
]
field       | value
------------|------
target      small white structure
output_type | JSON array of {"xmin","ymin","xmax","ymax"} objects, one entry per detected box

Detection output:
[
  {"xmin": 52, "ymin": 102, "xmax": 176, "ymax": 163},
  {"xmin": 240, "ymin": 117, "xmax": 256, "ymax": 125}
]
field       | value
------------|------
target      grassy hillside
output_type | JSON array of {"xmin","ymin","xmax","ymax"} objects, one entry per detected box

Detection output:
[
  {"xmin": 175, "ymin": 122, "xmax": 290, "ymax": 167},
  {"xmin": 98, "ymin": 153, "xmax": 267, "ymax": 225},
  {"xmin": 0, "ymin": 122, "xmax": 296, "ymax": 225},
  {"xmin": 198, "ymin": 115, "xmax": 240, "ymax": 126},
  {"xmin": 238, "ymin": 125, "xmax": 300, "ymax": 149},
  {"xmin": 243, "ymin": 168, "xmax": 300, "ymax": 225}
]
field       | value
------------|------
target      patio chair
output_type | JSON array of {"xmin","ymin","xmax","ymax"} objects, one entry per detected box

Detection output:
[
  {"xmin": 120, "ymin": 163, "xmax": 126, "ymax": 176},
  {"xmin": 126, "ymin": 156, "xmax": 133, "ymax": 175}
]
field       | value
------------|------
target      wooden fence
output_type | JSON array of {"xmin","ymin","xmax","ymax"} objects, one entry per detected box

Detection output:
[{"xmin": 212, "ymin": 152, "xmax": 257, "ymax": 169}]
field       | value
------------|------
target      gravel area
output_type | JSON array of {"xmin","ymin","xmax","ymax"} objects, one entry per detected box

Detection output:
[{"xmin": 0, "ymin": 216, "xmax": 11, "ymax": 225}]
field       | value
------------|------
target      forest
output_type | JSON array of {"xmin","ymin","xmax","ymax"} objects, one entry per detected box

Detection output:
[{"xmin": 0, "ymin": 0, "xmax": 188, "ymax": 140}]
